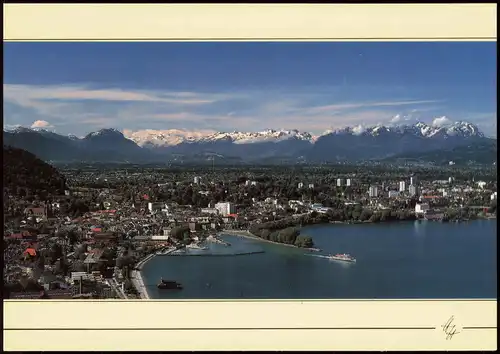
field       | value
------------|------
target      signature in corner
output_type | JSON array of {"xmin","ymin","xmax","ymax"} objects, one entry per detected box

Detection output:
[{"xmin": 441, "ymin": 315, "xmax": 461, "ymax": 340}]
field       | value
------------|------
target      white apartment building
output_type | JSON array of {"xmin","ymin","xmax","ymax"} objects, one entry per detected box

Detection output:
[
  {"xmin": 297, "ymin": 182, "xmax": 304, "ymax": 189},
  {"xmin": 346, "ymin": 178, "xmax": 352, "ymax": 187},
  {"xmin": 215, "ymin": 202, "xmax": 236, "ymax": 216},
  {"xmin": 368, "ymin": 186, "xmax": 378, "ymax": 198},
  {"xmin": 194, "ymin": 176, "xmax": 201, "ymax": 184},
  {"xmin": 409, "ymin": 184, "xmax": 419, "ymax": 197},
  {"xmin": 336, "ymin": 178, "xmax": 343, "ymax": 187},
  {"xmin": 399, "ymin": 181, "xmax": 406, "ymax": 192}
]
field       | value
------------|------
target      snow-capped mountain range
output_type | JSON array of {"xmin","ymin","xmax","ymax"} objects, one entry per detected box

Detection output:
[
  {"xmin": 4, "ymin": 120, "xmax": 485, "ymax": 145},
  {"xmin": 3, "ymin": 120, "xmax": 494, "ymax": 163},
  {"xmin": 123, "ymin": 128, "xmax": 316, "ymax": 147},
  {"xmin": 121, "ymin": 121, "xmax": 483, "ymax": 147},
  {"xmin": 321, "ymin": 120, "xmax": 484, "ymax": 139}
]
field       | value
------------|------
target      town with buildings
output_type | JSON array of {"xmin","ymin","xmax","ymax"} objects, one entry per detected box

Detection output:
[{"xmin": 3, "ymin": 160, "xmax": 497, "ymax": 299}]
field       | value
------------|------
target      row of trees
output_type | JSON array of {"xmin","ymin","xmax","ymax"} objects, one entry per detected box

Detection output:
[
  {"xmin": 249, "ymin": 223, "xmax": 314, "ymax": 248},
  {"xmin": 249, "ymin": 207, "xmax": 421, "ymax": 247},
  {"xmin": 325, "ymin": 208, "xmax": 417, "ymax": 223},
  {"xmin": 289, "ymin": 208, "xmax": 417, "ymax": 224}
]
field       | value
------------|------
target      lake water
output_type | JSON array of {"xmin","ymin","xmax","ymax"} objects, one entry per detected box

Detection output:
[{"xmin": 142, "ymin": 220, "xmax": 497, "ymax": 299}]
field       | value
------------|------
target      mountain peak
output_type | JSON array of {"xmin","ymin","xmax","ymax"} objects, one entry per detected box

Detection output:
[{"xmin": 85, "ymin": 128, "xmax": 124, "ymax": 139}]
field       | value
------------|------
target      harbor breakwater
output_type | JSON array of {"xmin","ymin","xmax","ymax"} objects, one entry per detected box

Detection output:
[
  {"xmin": 168, "ymin": 250, "xmax": 265, "ymax": 257},
  {"xmin": 220, "ymin": 229, "xmax": 309, "ymax": 250}
]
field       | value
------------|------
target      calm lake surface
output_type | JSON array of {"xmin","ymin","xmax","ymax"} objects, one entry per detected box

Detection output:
[{"xmin": 142, "ymin": 220, "xmax": 497, "ymax": 299}]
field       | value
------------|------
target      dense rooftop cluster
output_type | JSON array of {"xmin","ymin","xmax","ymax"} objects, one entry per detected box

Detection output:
[{"xmin": 3, "ymin": 147, "xmax": 497, "ymax": 299}]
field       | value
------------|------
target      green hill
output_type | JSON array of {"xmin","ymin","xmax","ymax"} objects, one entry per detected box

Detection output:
[{"xmin": 3, "ymin": 145, "xmax": 67, "ymax": 198}]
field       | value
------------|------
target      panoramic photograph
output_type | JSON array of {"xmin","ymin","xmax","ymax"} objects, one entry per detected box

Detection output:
[{"xmin": 3, "ymin": 41, "xmax": 497, "ymax": 300}]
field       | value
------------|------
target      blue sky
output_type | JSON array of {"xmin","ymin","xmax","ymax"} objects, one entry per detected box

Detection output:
[{"xmin": 3, "ymin": 42, "xmax": 497, "ymax": 137}]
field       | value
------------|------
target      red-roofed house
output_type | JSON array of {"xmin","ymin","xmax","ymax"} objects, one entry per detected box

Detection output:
[{"xmin": 23, "ymin": 248, "xmax": 37, "ymax": 257}]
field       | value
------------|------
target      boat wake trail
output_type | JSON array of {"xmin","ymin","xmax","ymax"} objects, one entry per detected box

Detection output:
[{"xmin": 304, "ymin": 254, "xmax": 330, "ymax": 259}]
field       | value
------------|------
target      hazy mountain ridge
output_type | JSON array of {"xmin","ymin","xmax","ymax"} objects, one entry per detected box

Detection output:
[
  {"xmin": 307, "ymin": 121, "xmax": 489, "ymax": 162},
  {"xmin": 3, "ymin": 127, "xmax": 151, "ymax": 162},
  {"xmin": 3, "ymin": 121, "xmax": 495, "ymax": 163}
]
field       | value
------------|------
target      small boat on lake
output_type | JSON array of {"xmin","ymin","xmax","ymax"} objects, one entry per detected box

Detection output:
[
  {"xmin": 157, "ymin": 278, "xmax": 183, "ymax": 290},
  {"xmin": 327, "ymin": 253, "xmax": 356, "ymax": 263}
]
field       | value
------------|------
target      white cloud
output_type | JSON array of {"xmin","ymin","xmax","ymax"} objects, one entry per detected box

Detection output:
[
  {"xmin": 31, "ymin": 120, "xmax": 54, "ymax": 129},
  {"xmin": 306, "ymin": 100, "xmax": 440, "ymax": 115},
  {"xmin": 431, "ymin": 116, "xmax": 453, "ymax": 127},
  {"xmin": 352, "ymin": 124, "xmax": 367, "ymax": 135},
  {"xmin": 389, "ymin": 114, "xmax": 403, "ymax": 124},
  {"xmin": 3, "ymin": 84, "xmax": 224, "ymax": 109},
  {"xmin": 387, "ymin": 112, "xmax": 419, "ymax": 126}
]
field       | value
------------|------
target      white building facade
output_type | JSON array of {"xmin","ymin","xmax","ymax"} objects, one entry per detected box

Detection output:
[
  {"xmin": 215, "ymin": 202, "xmax": 236, "ymax": 216},
  {"xmin": 415, "ymin": 203, "xmax": 430, "ymax": 214},
  {"xmin": 409, "ymin": 184, "xmax": 419, "ymax": 197},
  {"xmin": 148, "ymin": 202, "xmax": 165, "ymax": 213}
]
